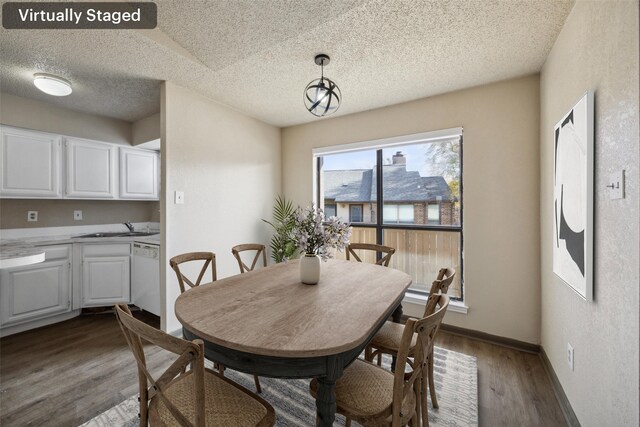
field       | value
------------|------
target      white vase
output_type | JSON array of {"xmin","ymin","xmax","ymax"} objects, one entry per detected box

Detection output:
[{"xmin": 300, "ymin": 254, "xmax": 321, "ymax": 285}]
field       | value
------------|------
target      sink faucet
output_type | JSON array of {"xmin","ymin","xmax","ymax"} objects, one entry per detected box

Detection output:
[{"xmin": 123, "ymin": 222, "xmax": 134, "ymax": 232}]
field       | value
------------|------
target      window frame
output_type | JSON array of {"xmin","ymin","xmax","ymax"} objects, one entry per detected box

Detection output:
[
  {"xmin": 349, "ymin": 204, "xmax": 364, "ymax": 223},
  {"xmin": 324, "ymin": 203, "xmax": 337, "ymax": 218},
  {"xmin": 314, "ymin": 128, "xmax": 464, "ymax": 301}
]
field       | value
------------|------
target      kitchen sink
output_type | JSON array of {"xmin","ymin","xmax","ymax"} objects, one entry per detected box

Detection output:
[
  {"xmin": 118, "ymin": 232, "xmax": 159, "ymax": 237},
  {"xmin": 77, "ymin": 231, "xmax": 159, "ymax": 238}
]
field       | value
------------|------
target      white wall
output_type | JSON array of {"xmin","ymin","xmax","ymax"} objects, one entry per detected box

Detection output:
[
  {"xmin": 161, "ymin": 82, "xmax": 281, "ymax": 332},
  {"xmin": 0, "ymin": 92, "xmax": 131, "ymax": 144},
  {"xmin": 132, "ymin": 112, "xmax": 160, "ymax": 146},
  {"xmin": 282, "ymin": 75, "xmax": 541, "ymax": 344},
  {"xmin": 540, "ymin": 1, "xmax": 639, "ymax": 425}
]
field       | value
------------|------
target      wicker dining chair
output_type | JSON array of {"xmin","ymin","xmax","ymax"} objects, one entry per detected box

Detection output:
[
  {"xmin": 169, "ymin": 252, "xmax": 217, "ymax": 294},
  {"xmin": 231, "ymin": 244, "xmax": 267, "ymax": 273},
  {"xmin": 114, "ymin": 304, "xmax": 275, "ymax": 427},
  {"xmin": 230, "ymin": 243, "xmax": 268, "ymax": 393},
  {"xmin": 310, "ymin": 294, "xmax": 449, "ymax": 427},
  {"xmin": 366, "ymin": 268, "xmax": 455, "ymax": 410},
  {"xmin": 346, "ymin": 243, "xmax": 396, "ymax": 266}
]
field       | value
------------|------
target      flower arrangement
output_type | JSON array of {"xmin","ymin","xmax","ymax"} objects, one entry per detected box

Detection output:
[{"xmin": 293, "ymin": 205, "xmax": 352, "ymax": 260}]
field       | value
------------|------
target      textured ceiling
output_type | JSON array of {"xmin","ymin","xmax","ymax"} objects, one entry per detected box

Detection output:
[{"xmin": 0, "ymin": 0, "xmax": 574, "ymax": 126}]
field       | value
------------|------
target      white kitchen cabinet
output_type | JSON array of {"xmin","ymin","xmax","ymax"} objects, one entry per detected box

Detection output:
[
  {"xmin": 0, "ymin": 126, "xmax": 62, "ymax": 198},
  {"xmin": 65, "ymin": 137, "xmax": 117, "ymax": 199},
  {"xmin": 81, "ymin": 243, "xmax": 130, "ymax": 306},
  {"xmin": 0, "ymin": 245, "xmax": 71, "ymax": 327},
  {"xmin": 119, "ymin": 147, "xmax": 159, "ymax": 200}
]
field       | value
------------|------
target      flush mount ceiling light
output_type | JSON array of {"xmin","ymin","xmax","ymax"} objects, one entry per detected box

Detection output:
[
  {"xmin": 304, "ymin": 54, "xmax": 341, "ymax": 117},
  {"xmin": 33, "ymin": 73, "xmax": 72, "ymax": 96}
]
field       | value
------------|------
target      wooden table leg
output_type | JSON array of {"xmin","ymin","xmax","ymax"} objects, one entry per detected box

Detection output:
[
  {"xmin": 316, "ymin": 355, "xmax": 343, "ymax": 426},
  {"xmin": 391, "ymin": 303, "xmax": 403, "ymax": 371},
  {"xmin": 316, "ymin": 377, "xmax": 336, "ymax": 426}
]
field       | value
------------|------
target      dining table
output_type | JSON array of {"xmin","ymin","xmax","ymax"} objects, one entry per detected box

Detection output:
[{"xmin": 174, "ymin": 258, "xmax": 412, "ymax": 426}]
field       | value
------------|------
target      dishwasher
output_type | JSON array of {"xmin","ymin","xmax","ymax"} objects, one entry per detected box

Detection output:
[{"xmin": 132, "ymin": 242, "xmax": 160, "ymax": 316}]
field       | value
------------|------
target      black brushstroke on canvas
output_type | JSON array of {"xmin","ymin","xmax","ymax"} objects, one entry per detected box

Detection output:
[
  {"xmin": 554, "ymin": 110, "xmax": 573, "ymax": 183},
  {"xmin": 558, "ymin": 185, "xmax": 585, "ymax": 276}
]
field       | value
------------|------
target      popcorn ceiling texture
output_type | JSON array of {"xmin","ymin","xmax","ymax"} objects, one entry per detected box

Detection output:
[{"xmin": 0, "ymin": 0, "xmax": 574, "ymax": 126}]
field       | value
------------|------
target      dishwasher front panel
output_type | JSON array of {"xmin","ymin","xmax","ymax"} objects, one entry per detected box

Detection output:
[{"xmin": 132, "ymin": 243, "xmax": 160, "ymax": 316}]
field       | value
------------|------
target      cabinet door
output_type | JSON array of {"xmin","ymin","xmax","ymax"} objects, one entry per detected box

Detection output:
[
  {"xmin": 0, "ymin": 259, "xmax": 71, "ymax": 326},
  {"xmin": 0, "ymin": 126, "xmax": 62, "ymax": 198},
  {"xmin": 119, "ymin": 147, "xmax": 159, "ymax": 200},
  {"xmin": 65, "ymin": 137, "xmax": 117, "ymax": 199},
  {"xmin": 82, "ymin": 256, "xmax": 130, "ymax": 306}
]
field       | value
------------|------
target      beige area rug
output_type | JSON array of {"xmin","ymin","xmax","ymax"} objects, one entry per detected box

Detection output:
[{"xmin": 81, "ymin": 347, "xmax": 477, "ymax": 426}]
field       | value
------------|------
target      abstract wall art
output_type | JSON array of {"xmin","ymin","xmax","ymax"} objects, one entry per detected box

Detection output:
[{"xmin": 553, "ymin": 91, "xmax": 594, "ymax": 300}]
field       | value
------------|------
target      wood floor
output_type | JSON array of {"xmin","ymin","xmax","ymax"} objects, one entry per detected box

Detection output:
[{"xmin": 0, "ymin": 312, "xmax": 567, "ymax": 426}]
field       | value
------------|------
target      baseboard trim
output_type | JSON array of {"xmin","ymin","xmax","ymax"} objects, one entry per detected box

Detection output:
[
  {"xmin": 540, "ymin": 347, "xmax": 581, "ymax": 427},
  {"xmin": 439, "ymin": 323, "xmax": 541, "ymax": 354}
]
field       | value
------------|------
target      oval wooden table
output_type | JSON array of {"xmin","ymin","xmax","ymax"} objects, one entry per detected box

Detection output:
[{"xmin": 175, "ymin": 258, "xmax": 412, "ymax": 426}]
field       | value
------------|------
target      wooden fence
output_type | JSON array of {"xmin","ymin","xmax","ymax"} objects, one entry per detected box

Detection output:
[{"xmin": 333, "ymin": 227, "xmax": 461, "ymax": 298}]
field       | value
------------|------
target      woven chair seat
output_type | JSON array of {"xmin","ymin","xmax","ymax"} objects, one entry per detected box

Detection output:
[
  {"xmin": 369, "ymin": 321, "xmax": 417, "ymax": 355},
  {"xmin": 150, "ymin": 369, "xmax": 271, "ymax": 426},
  {"xmin": 310, "ymin": 359, "xmax": 415, "ymax": 422}
]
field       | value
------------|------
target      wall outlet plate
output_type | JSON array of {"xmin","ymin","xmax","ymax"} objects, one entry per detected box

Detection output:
[
  {"xmin": 74, "ymin": 210, "xmax": 83, "ymax": 220},
  {"xmin": 27, "ymin": 211, "xmax": 38, "ymax": 222},
  {"xmin": 567, "ymin": 343, "xmax": 574, "ymax": 371},
  {"xmin": 174, "ymin": 190, "xmax": 185, "ymax": 204}
]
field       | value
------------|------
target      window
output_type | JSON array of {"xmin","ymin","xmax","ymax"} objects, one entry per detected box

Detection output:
[
  {"xmin": 324, "ymin": 203, "xmax": 337, "ymax": 217},
  {"xmin": 427, "ymin": 204, "xmax": 440, "ymax": 224},
  {"xmin": 315, "ymin": 129, "xmax": 463, "ymax": 300},
  {"xmin": 349, "ymin": 204, "xmax": 363, "ymax": 222},
  {"xmin": 383, "ymin": 204, "xmax": 414, "ymax": 224}
]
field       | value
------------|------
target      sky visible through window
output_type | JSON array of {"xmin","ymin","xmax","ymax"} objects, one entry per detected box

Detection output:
[{"xmin": 322, "ymin": 142, "xmax": 455, "ymax": 179}]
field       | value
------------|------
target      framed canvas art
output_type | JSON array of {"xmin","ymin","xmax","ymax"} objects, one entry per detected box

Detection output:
[{"xmin": 553, "ymin": 91, "xmax": 594, "ymax": 300}]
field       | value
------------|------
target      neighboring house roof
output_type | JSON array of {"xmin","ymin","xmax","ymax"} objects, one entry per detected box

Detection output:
[
  {"xmin": 324, "ymin": 164, "xmax": 455, "ymax": 203},
  {"xmin": 323, "ymin": 169, "xmax": 373, "ymax": 202}
]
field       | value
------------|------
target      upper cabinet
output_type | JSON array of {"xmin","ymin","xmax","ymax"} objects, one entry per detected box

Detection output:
[
  {"xmin": 0, "ymin": 126, "xmax": 62, "ymax": 198},
  {"xmin": 119, "ymin": 147, "xmax": 159, "ymax": 200},
  {"xmin": 65, "ymin": 137, "xmax": 117, "ymax": 199},
  {"xmin": 0, "ymin": 125, "xmax": 159, "ymax": 201}
]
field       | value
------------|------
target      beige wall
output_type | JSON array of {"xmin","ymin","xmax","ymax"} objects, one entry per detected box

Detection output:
[
  {"xmin": 282, "ymin": 75, "xmax": 541, "ymax": 344},
  {"xmin": 0, "ymin": 199, "xmax": 157, "ymax": 229},
  {"xmin": 132, "ymin": 112, "xmax": 160, "ymax": 145},
  {"xmin": 540, "ymin": 2, "xmax": 639, "ymax": 426},
  {"xmin": 0, "ymin": 92, "xmax": 131, "ymax": 144},
  {"xmin": 0, "ymin": 93, "xmax": 156, "ymax": 228},
  {"xmin": 161, "ymin": 82, "xmax": 281, "ymax": 332}
]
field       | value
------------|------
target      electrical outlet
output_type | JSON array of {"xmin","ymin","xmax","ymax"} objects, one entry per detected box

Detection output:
[
  {"xmin": 567, "ymin": 343, "xmax": 574, "ymax": 371},
  {"xmin": 27, "ymin": 211, "xmax": 38, "ymax": 222},
  {"xmin": 74, "ymin": 210, "xmax": 83, "ymax": 220}
]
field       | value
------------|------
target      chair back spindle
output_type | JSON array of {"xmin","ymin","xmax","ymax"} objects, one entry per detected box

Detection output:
[{"xmin": 170, "ymin": 252, "xmax": 217, "ymax": 294}]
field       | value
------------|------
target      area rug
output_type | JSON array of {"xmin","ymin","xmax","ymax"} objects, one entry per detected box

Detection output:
[{"xmin": 81, "ymin": 347, "xmax": 477, "ymax": 426}]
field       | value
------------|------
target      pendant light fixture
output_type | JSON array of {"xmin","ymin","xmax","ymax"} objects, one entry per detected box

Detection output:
[
  {"xmin": 33, "ymin": 73, "xmax": 72, "ymax": 96},
  {"xmin": 304, "ymin": 54, "xmax": 341, "ymax": 117}
]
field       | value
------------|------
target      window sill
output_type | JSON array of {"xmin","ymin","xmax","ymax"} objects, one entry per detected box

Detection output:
[{"xmin": 403, "ymin": 291, "xmax": 468, "ymax": 314}]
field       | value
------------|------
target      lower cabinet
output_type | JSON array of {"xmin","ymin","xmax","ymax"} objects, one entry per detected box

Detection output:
[
  {"xmin": 81, "ymin": 243, "xmax": 131, "ymax": 306},
  {"xmin": 0, "ymin": 245, "xmax": 72, "ymax": 327}
]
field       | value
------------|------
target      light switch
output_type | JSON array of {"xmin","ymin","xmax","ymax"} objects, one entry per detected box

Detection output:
[
  {"xmin": 607, "ymin": 170, "xmax": 625, "ymax": 200},
  {"xmin": 74, "ymin": 210, "xmax": 83, "ymax": 220},
  {"xmin": 175, "ymin": 190, "xmax": 185, "ymax": 204}
]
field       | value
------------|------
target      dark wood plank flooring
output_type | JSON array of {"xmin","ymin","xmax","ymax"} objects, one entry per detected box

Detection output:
[{"xmin": 0, "ymin": 313, "xmax": 567, "ymax": 426}]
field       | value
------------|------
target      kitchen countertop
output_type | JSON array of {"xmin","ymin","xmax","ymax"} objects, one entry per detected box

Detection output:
[
  {"xmin": 0, "ymin": 246, "xmax": 46, "ymax": 269},
  {"xmin": 0, "ymin": 231, "xmax": 160, "ymax": 253}
]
